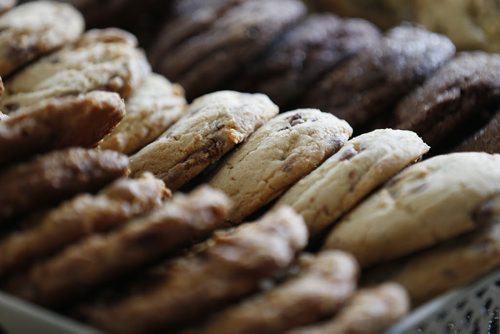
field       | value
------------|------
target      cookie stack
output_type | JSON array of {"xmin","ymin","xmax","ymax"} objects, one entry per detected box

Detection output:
[{"xmin": 149, "ymin": 0, "xmax": 500, "ymax": 154}]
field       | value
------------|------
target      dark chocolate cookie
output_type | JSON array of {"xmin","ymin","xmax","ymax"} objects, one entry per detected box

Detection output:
[
  {"xmin": 455, "ymin": 110, "xmax": 500, "ymax": 154},
  {"xmin": 396, "ymin": 52, "xmax": 500, "ymax": 153},
  {"xmin": 301, "ymin": 25, "xmax": 455, "ymax": 130},
  {"xmin": 150, "ymin": 0, "xmax": 306, "ymax": 100},
  {"xmin": 232, "ymin": 14, "xmax": 381, "ymax": 107}
]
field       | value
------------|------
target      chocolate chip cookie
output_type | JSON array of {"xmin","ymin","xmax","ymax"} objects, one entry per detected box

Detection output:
[
  {"xmin": 291, "ymin": 283, "xmax": 410, "ymax": 334},
  {"xmin": 365, "ymin": 218, "xmax": 500, "ymax": 306},
  {"xmin": 0, "ymin": 148, "xmax": 129, "ymax": 222},
  {"xmin": 130, "ymin": 91, "xmax": 278, "ymax": 190},
  {"xmin": 208, "ymin": 109, "xmax": 353, "ymax": 223},
  {"xmin": 274, "ymin": 129, "xmax": 429, "ymax": 237},
  {"xmin": 189, "ymin": 251, "xmax": 358, "ymax": 334},
  {"xmin": 77, "ymin": 206, "xmax": 307, "ymax": 333},
  {"xmin": 324, "ymin": 152, "xmax": 500, "ymax": 268},
  {"xmin": 0, "ymin": 28, "xmax": 150, "ymax": 112},
  {"xmin": 0, "ymin": 173, "xmax": 168, "ymax": 276},
  {"xmin": 396, "ymin": 52, "xmax": 500, "ymax": 153},
  {"xmin": 99, "ymin": 74, "xmax": 186, "ymax": 155},
  {"xmin": 301, "ymin": 25, "xmax": 455, "ymax": 130},
  {"xmin": 0, "ymin": 1, "xmax": 84, "ymax": 76},
  {"xmin": 150, "ymin": 0, "xmax": 306, "ymax": 100},
  {"xmin": 455, "ymin": 109, "xmax": 500, "ymax": 154},
  {"xmin": 0, "ymin": 91, "xmax": 125, "ymax": 167},
  {"xmin": 6, "ymin": 186, "xmax": 231, "ymax": 306},
  {"xmin": 234, "ymin": 14, "xmax": 381, "ymax": 106}
]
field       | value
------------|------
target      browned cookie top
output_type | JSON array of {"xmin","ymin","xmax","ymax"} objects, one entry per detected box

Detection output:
[
  {"xmin": 149, "ymin": 0, "xmax": 247, "ymax": 71},
  {"xmin": 0, "ymin": 91, "xmax": 125, "ymax": 167},
  {"xmin": 233, "ymin": 14, "xmax": 381, "ymax": 107},
  {"xmin": 151, "ymin": 0, "xmax": 306, "ymax": 100},
  {"xmin": 301, "ymin": 25, "xmax": 455, "ymax": 130},
  {"xmin": 0, "ymin": 148, "xmax": 129, "ymax": 221},
  {"xmin": 396, "ymin": 52, "xmax": 500, "ymax": 153}
]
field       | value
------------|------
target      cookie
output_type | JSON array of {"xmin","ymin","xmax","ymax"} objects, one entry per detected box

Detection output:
[
  {"xmin": 0, "ymin": 28, "xmax": 150, "ymax": 112},
  {"xmin": 416, "ymin": 0, "xmax": 500, "ymax": 52},
  {"xmin": 0, "ymin": 91, "xmax": 125, "ymax": 168},
  {"xmin": 234, "ymin": 14, "xmax": 381, "ymax": 106},
  {"xmin": 0, "ymin": 148, "xmax": 129, "ymax": 222},
  {"xmin": 150, "ymin": 0, "xmax": 306, "ymax": 99},
  {"xmin": 316, "ymin": 0, "xmax": 412, "ymax": 30},
  {"xmin": 301, "ymin": 25, "xmax": 455, "ymax": 130},
  {"xmin": 0, "ymin": 1, "xmax": 84, "ymax": 76},
  {"xmin": 189, "ymin": 250, "xmax": 358, "ymax": 334},
  {"xmin": 364, "ymin": 218, "xmax": 500, "ymax": 306},
  {"xmin": 208, "ymin": 109, "xmax": 353, "ymax": 223},
  {"xmin": 291, "ymin": 283, "xmax": 410, "ymax": 334},
  {"xmin": 0, "ymin": 173, "xmax": 169, "ymax": 276},
  {"xmin": 274, "ymin": 129, "xmax": 429, "ymax": 237},
  {"xmin": 455, "ymin": 109, "xmax": 500, "ymax": 154},
  {"xmin": 396, "ymin": 52, "xmax": 500, "ymax": 153},
  {"xmin": 0, "ymin": 0, "xmax": 15, "ymax": 14},
  {"xmin": 6, "ymin": 186, "xmax": 231, "ymax": 306},
  {"xmin": 149, "ymin": 0, "xmax": 242, "ymax": 66},
  {"xmin": 323, "ymin": 152, "xmax": 500, "ymax": 268},
  {"xmin": 130, "ymin": 91, "xmax": 278, "ymax": 190},
  {"xmin": 99, "ymin": 74, "xmax": 186, "ymax": 155},
  {"xmin": 78, "ymin": 206, "xmax": 307, "ymax": 333}
]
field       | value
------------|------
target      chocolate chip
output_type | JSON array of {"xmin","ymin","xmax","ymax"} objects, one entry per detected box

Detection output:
[
  {"xmin": 339, "ymin": 147, "xmax": 359, "ymax": 161},
  {"xmin": 287, "ymin": 113, "xmax": 305, "ymax": 127},
  {"xmin": 471, "ymin": 198, "xmax": 497, "ymax": 225}
]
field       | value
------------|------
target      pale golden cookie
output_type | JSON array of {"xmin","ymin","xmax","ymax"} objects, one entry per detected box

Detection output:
[
  {"xmin": 0, "ymin": 28, "xmax": 150, "ymax": 112},
  {"xmin": 209, "ymin": 109, "xmax": 352, "ymax": 223},
  {"xmin": 99, "ymin": 73, "xmax": 186, "ymax": 155},
  {"xmin": 324, "ymin": 152, "xmax": 500, "ymax": 268},
  {"xmin": 365, "ymin": 196, "xmax": 500, "ymax": 305},
  {"xmin": 0, "ymin": 1, "xmax": 84, "ymax": 76},
  {"xmin": 130, "ymin": 91, "xmax": 278, "ymax": 190},
  {"xmin": 275, "ymin": 129, "xmax": 429, "ymax": 237}
]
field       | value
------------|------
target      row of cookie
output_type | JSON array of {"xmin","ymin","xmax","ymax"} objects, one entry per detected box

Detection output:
[
  {"xmin": 128, "ymin": 89, "xmax": 500, "ymax": 306},
  {"xmin": 0, "ymin": 1, "xmax": 190, "ymax": 161},
  {"xmin": 0, "ymin": 175, "xmax": 409, "ymax": 333},
  {"xmin": 0, "ymin": 107, "xmax": 409, "ymax": 334},
  {"xmin": 149, "ymin": 0, "xmax": 500, "ymax": 154}
]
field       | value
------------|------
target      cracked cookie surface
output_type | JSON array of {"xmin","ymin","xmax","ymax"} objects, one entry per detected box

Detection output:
[
  {"xmin": 274, "ymin": 129, "xmax": 429, "ymax": 237},
  {"xmin": 130, "ymin": 91, "xmax": 278, "ymax": 190},
  {"xmin": 209, "ymin": 109, "xmax": 352, "ymax": 223}
]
